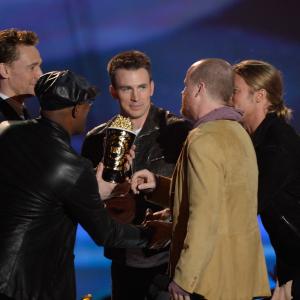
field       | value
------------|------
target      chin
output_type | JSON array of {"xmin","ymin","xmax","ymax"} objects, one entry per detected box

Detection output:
[
  {"xmin": 180, "ymin": 107, "xmax": 185, "ymax": 117},
  {"xmin": 181, "ymin": 108, "xmax": 189, "ymax": 119},
  {"xmin": 127, "ymin": 111, "xmax": 144, "ymax": 119}
]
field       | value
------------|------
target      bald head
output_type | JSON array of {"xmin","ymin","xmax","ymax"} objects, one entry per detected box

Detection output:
[{"xmin": 189, "ymin": 58, "xmax": 234, "ymax": 104}]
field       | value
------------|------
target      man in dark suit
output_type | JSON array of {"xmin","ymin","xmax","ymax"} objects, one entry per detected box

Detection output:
[{"xmin": 0, "ymin": 28, "xmax": 42, "ymax": 121}]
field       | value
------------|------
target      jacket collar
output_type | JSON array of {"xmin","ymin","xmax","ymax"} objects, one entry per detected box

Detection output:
[
  {"xmin": 0, "ymin": 98, "xmax": 29, "ymax": 120},
  {"xmin": 136, "ymin": 104, "xmax": 161, "ymax": 138},
  {"xmin": 252, "ymin": 113, "xmax": 278, "ymax": 148}
]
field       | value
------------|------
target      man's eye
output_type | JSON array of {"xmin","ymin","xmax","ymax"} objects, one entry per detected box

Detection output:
[{"xmin": 120, "ymin": 87, "xmax": 130, "ymax": 91}]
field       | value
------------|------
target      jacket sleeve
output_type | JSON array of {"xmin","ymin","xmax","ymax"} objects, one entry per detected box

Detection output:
[
  {"xmin": 81, "ymin": 132, "xmax": 105, "ymax": 168},
  {"xmin": 143, "ymin": 175, "xmax": 171, "ymax": 208},
  {"xmin": 63, "ymin": 166, "xmax": 149, "ymax": 248},
  {"xmin": 173, "ymin": 133, "xmax": 224, "ymax": 293}
]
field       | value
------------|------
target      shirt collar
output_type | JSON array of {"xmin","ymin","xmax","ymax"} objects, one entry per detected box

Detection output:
[{"xmin": 0, "ymin": 93, "xmax": 9, "ymax": 100}]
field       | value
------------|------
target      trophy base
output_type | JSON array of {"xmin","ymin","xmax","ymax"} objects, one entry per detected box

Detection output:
[{"xmin": 103, "ymin": 168, "xmax": 125, "ymax": 183}]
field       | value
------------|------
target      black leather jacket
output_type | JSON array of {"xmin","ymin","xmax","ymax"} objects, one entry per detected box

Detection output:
[
  {"xmin": 82, "ymin": 104, "xmax": 190, "ymax": 263},
  {"xmin": 0, "ymin": 117, "xmax": 148, "ymax": 300}
]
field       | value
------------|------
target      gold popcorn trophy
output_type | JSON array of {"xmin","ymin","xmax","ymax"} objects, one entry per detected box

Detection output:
[
  {"xmin": 102, "ymin": 115, "xmax": 136, "ymax": 183},
  {"xmin": 81, "ymin": 293, "xmax": 92, "ymax": 300}
]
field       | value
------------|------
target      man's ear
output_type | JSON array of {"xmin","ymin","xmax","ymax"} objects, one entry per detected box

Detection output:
[
  {"xmin": 109, "ymin": 84, "xmax": 118, "ymax": 99},
  {"xmin": 194, "ymin": 82, "xmax": 203, "ymax": 97},
  {"xmin": 150, "ymin": 80, "xmax": 154, "ymax": 97},
  {"xmin": 255, "ymin": 89, "xmax": 270, "ymax": 110},
  {"xmin": 255, "ymin": 89, "xmax": 267, "ymax": 103},
  {"xmin": 0, "ymin": 63, "xmax": 9, "ymax": 79}
]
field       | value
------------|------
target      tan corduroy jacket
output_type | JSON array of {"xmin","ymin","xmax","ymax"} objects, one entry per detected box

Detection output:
[{"xmin": 152, "ymin": 120, "xmax": 270, "ymax": 300}]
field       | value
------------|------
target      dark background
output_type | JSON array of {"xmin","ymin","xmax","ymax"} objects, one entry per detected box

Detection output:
[{"xmin": 1, "ymin": 0, "xmax": 299, "ymax": 298}]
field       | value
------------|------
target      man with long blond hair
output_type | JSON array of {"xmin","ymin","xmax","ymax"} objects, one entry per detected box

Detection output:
[{"xmin": 232, "ymin": 60, "xmax": 300, "ymax": 300}]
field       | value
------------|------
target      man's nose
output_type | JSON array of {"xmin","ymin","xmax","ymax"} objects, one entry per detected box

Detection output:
[
  {"xmin": 35, "ymin": 66, "xmax": 43, "ymax": 79},
  {"xmin": 131, "ymin": 89, "xmax": 138, "ymax": 101}
]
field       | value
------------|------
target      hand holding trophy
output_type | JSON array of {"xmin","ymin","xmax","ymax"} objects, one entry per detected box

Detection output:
[{"xmin": 102, "ymin": 115, "xmax": 136, "ymax": 183}]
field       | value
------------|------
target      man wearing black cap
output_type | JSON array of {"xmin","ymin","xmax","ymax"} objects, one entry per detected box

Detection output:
[{"xmin": 0, "ymin": 70, "xmax": 150, "ymax": 300}]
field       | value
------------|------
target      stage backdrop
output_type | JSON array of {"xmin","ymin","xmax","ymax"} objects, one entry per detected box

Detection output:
[{"xmin": 1, "ymin": 0, "xmax": 300, "ymax": 298}]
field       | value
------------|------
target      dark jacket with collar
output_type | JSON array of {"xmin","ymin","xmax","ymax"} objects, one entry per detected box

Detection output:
[
  {"xmin": 0, "ymin": 96, "xmax": 30, "ymax": 121},
  {"xmin": 81, "ymin": 104, "xmax": 191, "ymax": 262},
  {"xmin": 0, "ymin": 117, "xmax": 148, "ymax": 300},
  {"xmin": 253, "ymin": 113, "xmax": 300, "ymax": 285}
]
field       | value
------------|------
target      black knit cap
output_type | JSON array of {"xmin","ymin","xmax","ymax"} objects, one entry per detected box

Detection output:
[{"xmin": 35, "ymin": 70, "xmax": 98, "ymax": 111}]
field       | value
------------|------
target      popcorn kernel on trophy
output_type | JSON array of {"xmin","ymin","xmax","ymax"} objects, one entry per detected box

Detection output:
[{"xmin": 102, "ymin": 115, "xmax": 136, "ymax": 183}]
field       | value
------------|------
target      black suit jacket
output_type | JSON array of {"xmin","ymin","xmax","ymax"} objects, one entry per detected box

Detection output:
[
  {"xmin": 0, "ymin": 96, "xmax": 30, "ymax": 121},
  {"xmin": 253, "ymin": 113, "xmax": 300, "ymax": 285}
]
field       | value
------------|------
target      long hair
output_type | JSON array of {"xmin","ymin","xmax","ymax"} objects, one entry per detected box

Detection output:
[{"xmin": 233, "ymin": 60, "xmax": 292, "ymax": 121}]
